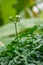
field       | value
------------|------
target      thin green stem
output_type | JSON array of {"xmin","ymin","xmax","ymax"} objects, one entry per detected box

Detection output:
[{"xmin": 15, "ymin": 23, "xmax": 18, "ymax": 43}]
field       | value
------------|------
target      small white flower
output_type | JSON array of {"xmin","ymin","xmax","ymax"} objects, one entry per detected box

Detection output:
[{"xmin": 32, "ymin": 6, "xmax": 39, "ymax": 14}]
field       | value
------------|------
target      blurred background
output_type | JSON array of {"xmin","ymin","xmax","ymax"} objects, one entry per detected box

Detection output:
[
  {"xmin": 0, "ymin": 0, "xmax": 43, "ymax": 47},
  {"xmin": 0, "ymin": 0, "xmax": 43, "ymax": 26}
]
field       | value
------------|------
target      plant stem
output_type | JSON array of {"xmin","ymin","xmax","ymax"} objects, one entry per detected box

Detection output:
[{"xmin": 15, "ymin": 22, "xmax": 18, "ymax": 43}]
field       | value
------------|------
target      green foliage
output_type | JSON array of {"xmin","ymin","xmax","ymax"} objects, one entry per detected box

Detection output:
[
  {"xmin": 0, "ymin": 25, "xmax": 43, "ymax": 65},
  {"xmin": 0, "ymin": 18, "xmax": 43, "ymax": 38},
  {"xmin": 0, "ymin": 18, "xmax": 43, "ymax": 44}
]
